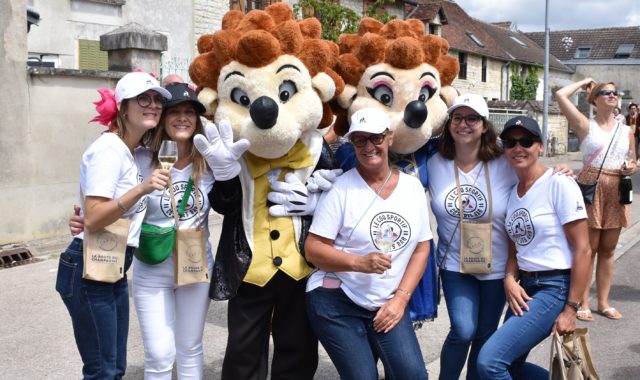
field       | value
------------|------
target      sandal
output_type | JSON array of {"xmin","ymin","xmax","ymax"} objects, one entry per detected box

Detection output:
[
  {"xmin": 576, "ymin": 309, "xmax": 593, "ymax": 321},
  {"xmin": 598, "ymin": 307, "xmax": 622, "ymax": 320}
]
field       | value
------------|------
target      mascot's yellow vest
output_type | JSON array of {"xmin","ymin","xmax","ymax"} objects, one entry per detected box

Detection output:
[{"xmin": 244, "ymin": 141, "xmax": 314, "ymax": 286}]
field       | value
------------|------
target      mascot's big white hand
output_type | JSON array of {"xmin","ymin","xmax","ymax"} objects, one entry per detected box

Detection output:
[
  {"xmin": 268, "ymin": 173, "xmax": 320, "ymax": 217},
  {"xmin": 306, "ymin": 169, "xmax": 343, "ymax": 193},
  {"xmin": 194, "ymin": 121, "xmax": 250, "ymax": 181}
]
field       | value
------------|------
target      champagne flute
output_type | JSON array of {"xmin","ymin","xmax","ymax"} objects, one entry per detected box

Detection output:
[
  {"xmin": 159, "ymin": 140, "xmax": 178, "ymax": 171},
  {"xmin": 375, "ymin": 229, "xmax": 395, "ymax": 278}
]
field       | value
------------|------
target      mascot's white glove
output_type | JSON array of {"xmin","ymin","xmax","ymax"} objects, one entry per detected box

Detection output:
[
  {"xmin": 194, "ymin": 121, "xmax": 250, "ymax": 181},
  {"xmin": 306, "ymin": 168, "xmax": 343, "ymax": 193},
  {"xmin": 268, "ymin": 173, "xmax": 320, "ymax": 217}
]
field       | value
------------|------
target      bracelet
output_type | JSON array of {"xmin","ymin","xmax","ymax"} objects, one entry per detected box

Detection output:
[
  {"xmin": 396, "ymin": 288, "xmax": 411, "ymax": 298},
  {"xmin": 116, "ymin": 198, "xmax": 127, "ymax": 212}
]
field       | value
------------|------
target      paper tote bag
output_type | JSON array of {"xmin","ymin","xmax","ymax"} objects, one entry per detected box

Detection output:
[
  {"xmin": 549, "ymin": 329, "xmax": 600, "ymax": 380},
  {"xmin": 460, "ymin": 221, "xmax": 493, "ymax": 274},
  {"xmin": 174, "ymin": 228, "xmax": 209, "ymax": 286},
  {"xmin": 83, "ymin": 218, "xmax": 131, "ymax": 283}
]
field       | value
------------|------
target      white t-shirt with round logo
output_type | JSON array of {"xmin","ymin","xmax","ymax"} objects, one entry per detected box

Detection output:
[
  {"xmin": 307, "ymin": 168, "xmax": 433, "ymax": 310},
  {"xmin": 427, "ymin": 154, "xmax": 517, "ymax": 280},
  {"xmin": 505, "ymin": 169, "xmax": 587, "ymax": 272},
  {"xmin": 135, "ymin": 148, "xmax": 215, "ymax": 267},
  {"xmin": 77, "ymin": 133, "xmax": 146, "ymax": 247}
]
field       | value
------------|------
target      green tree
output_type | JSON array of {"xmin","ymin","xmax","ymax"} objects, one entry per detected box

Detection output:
[{"xmin": 510, "ymin": 65, "xmax": 540, "ymax": 100}]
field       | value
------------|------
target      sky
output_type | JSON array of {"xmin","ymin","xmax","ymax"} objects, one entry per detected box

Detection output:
[{"xmin": 453, "ymin": 0, "xmax": 640, "ymax": 32}]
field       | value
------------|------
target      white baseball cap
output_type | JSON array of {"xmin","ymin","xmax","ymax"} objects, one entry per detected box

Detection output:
[
  {"xmin": 344, "ymin": 108, "xmax": 391, "ymax": 138},
  {"xmin": 447, "ymin": 93, "xmax": 489, "ymax": 118},
  {"xmin": 114, "ymin": 72, "xmax": 172, "ymax": 103}
]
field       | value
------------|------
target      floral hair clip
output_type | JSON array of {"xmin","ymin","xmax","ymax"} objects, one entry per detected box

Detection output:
[{"xmin": 89, "ymin": 88, "xmax": 118, "ymax": 132}]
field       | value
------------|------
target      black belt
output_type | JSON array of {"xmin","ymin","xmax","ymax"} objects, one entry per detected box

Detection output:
[{"xmin": 519, "ymin": 269, "xmax": 570, "ymax": 279}]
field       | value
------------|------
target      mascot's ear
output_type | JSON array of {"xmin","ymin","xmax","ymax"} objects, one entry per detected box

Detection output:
[
  {"xmin": 336, "ymin": 84, "xmax": 357, "ymax": 110},
  {"xmin": 440, "ymin": 86, "xmax": 459, "ymax": 108},
  {"xmin": 312, "ymin": 72, "xmax": 336, "ymax": 102},
  {"xmin": 197, "ymin": 87, "xmax": 219, "ymax": 116}
]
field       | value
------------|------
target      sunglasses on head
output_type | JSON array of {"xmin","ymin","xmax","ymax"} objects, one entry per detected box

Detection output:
[
  {"xmin": 350, "ymin": 132, "xmax": 387, "ymax": 147},
  {"xmin": 597, "ymin": 89, "xmax": 618, "ymax": 97},
  {"xmin": 502, "ymin": 137, "xmax": 539, "ymax": 149}
]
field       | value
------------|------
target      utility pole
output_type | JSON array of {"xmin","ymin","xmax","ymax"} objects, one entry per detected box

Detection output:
[{"xmin": 542, "ymin": 0, "xmax": 550, "ymax": 156}]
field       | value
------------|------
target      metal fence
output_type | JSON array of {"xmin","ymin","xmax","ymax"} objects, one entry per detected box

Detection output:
[
  {"xmin": 487, "ymin": 108, "xmax": 527, "ymax": 134},
  {"xmin": 160, "ymin": 55, "xmax": 193, "ymax": 84}
]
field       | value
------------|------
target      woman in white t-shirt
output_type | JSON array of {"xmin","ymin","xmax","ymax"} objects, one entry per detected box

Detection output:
[
  {"xmin": 428, "ymin": 93, "xmax": 515, "ymax": 380},
  {"xmin": 132, "ymin": 82, "xmax": 215, "ymax": 379},
  {"xmin": 55, "ymin": 72, "xmax": 172, "ymax": 379},
  {"xmin": 556, "ymin": 79, "xmax": 636, "ymax": 321},
  {"xmin": 476, "ymin": 116, "xmax": 591, "ymax": 380},
  {"xmin": 305, "ymin": 108, "xmax": 431, "ymax": 380}
]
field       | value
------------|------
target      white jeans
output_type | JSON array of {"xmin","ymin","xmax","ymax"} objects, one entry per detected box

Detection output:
[{"xmin": 133, "ymin": 255, "xmax": 211, "ymax": 380}]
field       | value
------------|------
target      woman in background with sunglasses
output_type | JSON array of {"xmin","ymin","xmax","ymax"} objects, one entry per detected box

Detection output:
[
  {"xmin": 556, "ymin": 78, "xmax": 636, "ymax": 321},
  {"xmin": 304, "ymin": 108, "xmax": 431, "ymax": 380},
  {"xmin": 476, "ymin": 116, "xmax": 591, "ymax": 380}
]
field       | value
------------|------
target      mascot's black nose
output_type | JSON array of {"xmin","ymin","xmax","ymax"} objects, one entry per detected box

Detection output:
[
  {"xmin": 403, "ymin": 100, "xmax": 428, "ymax": 129},
  {"xmin": 250, "ymin": 96, "xmax": 279, "ymax": 130}
]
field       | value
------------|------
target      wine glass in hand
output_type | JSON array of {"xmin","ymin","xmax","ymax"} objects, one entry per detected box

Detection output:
[
  {"xmin": 375, "ymin": 229, "xmax": 395, "ymax": 277},
  {"xmin": 159, "ymin": 140, "xmax": 178, "ymax": 170}
]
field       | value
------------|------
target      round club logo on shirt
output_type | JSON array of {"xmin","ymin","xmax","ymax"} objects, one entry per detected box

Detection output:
[
  {"xmin": 136, "ymin": 173, "xmax": 147, "ymax": 213},
  {"xmin": 161, "ymin": 181, "xmax": 204, "ymax": 221},
  {"xmin": 369, "ymin": 212, "xmax": 412, "ymax": 252},
  {"xmin": 445, "ymin": 185, "xmax": 488, "ymax": 219},
  {"xmin": 506, "ymin": 208, "xmax": 535, "ymax": 246}
]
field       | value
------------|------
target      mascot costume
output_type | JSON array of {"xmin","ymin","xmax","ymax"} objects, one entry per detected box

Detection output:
[
  {"xmin": 188, "ymin": 4, "xmax": 343, "ymax": 379},
  {"xmin": 331, "ymin": 17, "xmax": 459, "ymax": 324}
]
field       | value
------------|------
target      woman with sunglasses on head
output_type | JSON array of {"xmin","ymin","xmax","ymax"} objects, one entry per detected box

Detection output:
[
  {"xmin": 556, "ymin": 78, "xmax": 636, "ymax": 321},
  {"xmin": 304, "ymin": 108, "xmax": 431, "ymax": 380},
  {"xmin": 476, "ymin": 116, "xmax": 591, "ymax": 380},
  {"xmin": 56, "ymin": 71, "xmax": 172, "ymax": 379}
]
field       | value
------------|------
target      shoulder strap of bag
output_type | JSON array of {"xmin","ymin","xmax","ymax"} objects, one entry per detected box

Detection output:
[
  {"xmin": 167, "ymin": 180, "xmax": 180, "ymax": 229},
  {"xmin": 177, "ymin": 177, "xmax": 195, "ymax": 218},
  {"xmin": 588, "ymin": 121, "xmax": 621, "ymax": 182}
]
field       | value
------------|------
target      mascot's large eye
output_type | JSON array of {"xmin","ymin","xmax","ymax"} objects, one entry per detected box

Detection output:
[
  {"xmin": 231, "ymin": 88, "xmax": 251, "ymax": 107},
  {"xmin": 418, "ymin": 85, "xmax": 436, "ymax": 103},
  {"xmin": 367, "ymin": 85, "xmax": 394, "ymax": 107},
  {"xmin": 279, "ymin": 80, "xmax": 297, "ymax": 103}
]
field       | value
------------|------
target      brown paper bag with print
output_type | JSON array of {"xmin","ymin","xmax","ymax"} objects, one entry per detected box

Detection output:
[
  {"xmin": 83, "ymin": 218, "xmax": 131, "ymax": 283},
  {"xmin": 174, "ymin": 228, "xmax": 209, "ymax": 286},
  {"xmin": 459, "ymin": 221, "xmax": 493, "ymax": 274}
]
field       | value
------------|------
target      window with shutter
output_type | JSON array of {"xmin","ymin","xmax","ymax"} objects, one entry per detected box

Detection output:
[{"xmin": 78, "ymin": 39, "xmax": 108, "ymax": 71}]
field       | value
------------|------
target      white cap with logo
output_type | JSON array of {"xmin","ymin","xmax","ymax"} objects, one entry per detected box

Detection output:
[
  {"xmin": 115, "ymin": 72, "xmax": 172, "ymax": 103},
  {"xmin": 447, "ymin": 93, "xmax": 489, "ymax": 118},
  {"xmin": 345, "ymin": 108, "xmax": 391, "ymax": 138}
]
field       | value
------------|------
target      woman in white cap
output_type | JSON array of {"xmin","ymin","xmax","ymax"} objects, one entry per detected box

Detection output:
[
  {"xmin": 428, "ymin": 93, "xmax": 514, "ymax": 380},
  {"xmin": 556, "ymin": 79, "xmax": 636, "ymax": 321},
  {"xmin": 55, "ymin": 71, "xmax": 172, "ymax": 379},
  {"xmin": 304, "ymin": 107, "xmax": 431, "ymax": 379},
  {"xmin": 476, "ymin": 116, "xmax": 591, "ymax": 380}
]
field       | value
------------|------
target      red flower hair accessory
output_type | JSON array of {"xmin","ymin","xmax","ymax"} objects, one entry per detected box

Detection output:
[{"xmin": 90, "ymin": 88, "xmax": 118, "ymax": 131}]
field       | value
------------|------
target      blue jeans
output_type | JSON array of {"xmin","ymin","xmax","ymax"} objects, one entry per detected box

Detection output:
[
  {"xmin": 55, "ymin": 238, "xmax": 134, "ymax": 380},
  {"xmin": 439, "ymin": 270, "xmax": 506, "ymax": 380},
  {"xmin": 306, "ymin": 287, "xmax": 427, "ymax": 380},
  {"xmin": 476, "ymin": 274, "xmax": 570, "ymax": 380}
]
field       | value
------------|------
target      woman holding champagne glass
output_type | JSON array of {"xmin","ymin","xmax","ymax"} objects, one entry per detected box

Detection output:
[
  {"xmin": 304, "ymin": 108, "xmax": 432, "ymax": 380},
  {"xmin": 56, "ymin": 71, "xmax": 172, "ymax": 379}
]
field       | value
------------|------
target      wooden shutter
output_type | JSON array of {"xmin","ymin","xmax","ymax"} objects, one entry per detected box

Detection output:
[{"xmin": 78, "ymin": 39, "xmax": 108, "ymax": 71}]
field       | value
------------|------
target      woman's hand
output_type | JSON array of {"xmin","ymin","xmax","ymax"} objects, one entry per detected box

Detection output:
[
  {"xmin": 69, "ymin": 204, "xmax": 84, "ymax": 235},
  {"xmin": 373, "ymin": 295, "xmax": 408, "ymax": 333},
  {"xmin": 552, "ymin": 306, "xmax": 577, "ymax": 335},
  {"xmin": 622, "ymin": 160, "xmax": 637, "ymax": 176},
  {"xmin": 504, "ymin": 276, "xmax": 532, "ymax": 316},
  {"xmin": 551, "ymin": 163, "xmax": 574, "ymax": 177},
  {"xmin": 354, "ymin": 252, "xmax": 392, "ymax": 274},
  {"xmin": 141, "ymin": 168, "xmax": 170, "ymax": 194},
  {"xmin": 581, "ymin": 78, "xmax": 596, "ymax": 91}
]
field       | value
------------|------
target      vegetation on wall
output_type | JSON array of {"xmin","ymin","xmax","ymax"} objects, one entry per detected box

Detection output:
[
  {"xmin": 510, "ymin": 65, "xmax": 540, "ymax": 100},
  {"xmin": 294, "ymin": 0, "xmax": 396, "ymax": 42}
]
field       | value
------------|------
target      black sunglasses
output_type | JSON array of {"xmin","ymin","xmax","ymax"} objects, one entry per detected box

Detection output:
[
  {"xmin": 136, "ymin": 93, "xmax": 165, "ymax": 108},
  {"xmin": 597, "ymin": 90, "xmax": 618, "ymax": 97},
  {"xmin": 502, "ymin": 137, "xmax": 539, "ymax": 149},
  {"xmin": 350, "ymin": 132, "xmax": 387, "ymax": 147}
]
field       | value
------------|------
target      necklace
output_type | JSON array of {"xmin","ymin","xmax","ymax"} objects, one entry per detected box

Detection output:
[{"xmin": 374, "ymin": 169, "xmax": 393, "ymax": 195}]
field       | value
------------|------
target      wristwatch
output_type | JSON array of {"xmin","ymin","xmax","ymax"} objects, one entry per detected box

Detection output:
[{"xmin": 565, "ymin": 300, "xmax": 582, "ymax": 311}]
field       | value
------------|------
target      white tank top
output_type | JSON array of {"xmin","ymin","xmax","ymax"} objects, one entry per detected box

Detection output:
[{"xmin": 579, "ymin": 118, "xmax": 631, "ymax": 169}]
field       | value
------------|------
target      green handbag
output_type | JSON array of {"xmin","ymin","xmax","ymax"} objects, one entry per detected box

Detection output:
[{"xmin": 134, "ymin": 177, "xmax": 194, "ymax": 265}]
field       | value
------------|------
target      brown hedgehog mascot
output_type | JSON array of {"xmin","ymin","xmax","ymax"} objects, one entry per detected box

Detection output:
[{"xmin": 188, "ymin": 3, "xmax": 343, "ymax": 378}]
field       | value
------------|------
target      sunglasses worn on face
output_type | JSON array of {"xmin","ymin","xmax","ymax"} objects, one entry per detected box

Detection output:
[
  {"xmin": 136, "ymin": 93, "xmax": 165, "ymax": 108},
  {"xmin": 597, "ymin": 90, "xmax": 618, "ymax": 97},
  {"xmin": 451, "ymin": 114, "xmax": 484, "ymax": 125},
  {"xmin": 350, "ymin": 132, "xmax": 387, "ymax": 147},
  {"xmin": 502, "ymin": 137, "xmax": 539, "ymax": 149}
]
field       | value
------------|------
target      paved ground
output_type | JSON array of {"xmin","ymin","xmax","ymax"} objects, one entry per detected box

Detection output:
[{"xmin": 1, "ymin": 152, "xmax": 639, "ymax": 379}]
